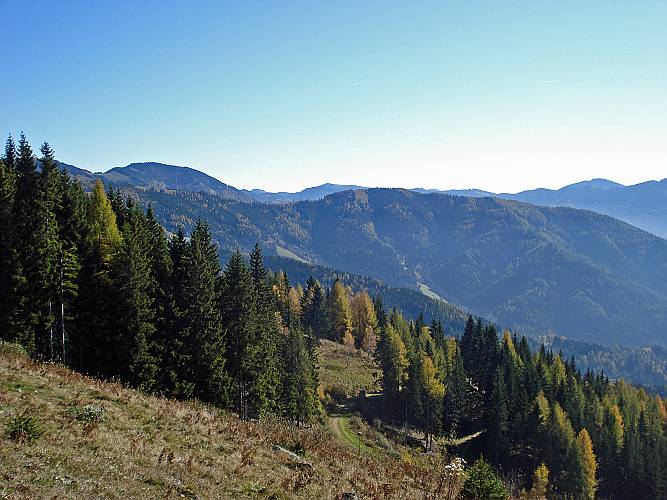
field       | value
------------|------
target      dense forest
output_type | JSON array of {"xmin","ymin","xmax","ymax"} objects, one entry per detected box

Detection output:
[
  {"xmin": 267, "ymin": 256, "xmax": 667, "ymax": 389},
  {"xmin": 0, "ymin": 135, "xmax": 319, "ymax": 424},
  {"xmin": 3, "ymin": 136, "xmax": 667, "ymax": 498}
]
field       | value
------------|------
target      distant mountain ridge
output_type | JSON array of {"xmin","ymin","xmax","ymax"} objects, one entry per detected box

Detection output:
[
  {"xmin": 247, "ymin": 178, "xmax": 667, "ymax": 239},
  {"xmin": 243, "ymin": 183, "xmax": 366, "ymax": 203},
  {"xmin": 58, "ymin": 161, "xmax": 253, "ymax": 202},
  {"xmin": 57, "ymin": 159, "xmax": 667, "ymax": 238}
]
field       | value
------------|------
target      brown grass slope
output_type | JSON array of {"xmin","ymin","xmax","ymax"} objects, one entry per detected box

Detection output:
[{"xmin": 0, "ymin": 344, "xmax": 449, "ymax": 499}]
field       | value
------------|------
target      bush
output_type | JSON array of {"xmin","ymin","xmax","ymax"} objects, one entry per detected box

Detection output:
[
  {"xmin": 0, "ymin": 340, "xmax": 28, "ymax": 358},
  {"xmin": 279, "ymin": 439, "xmax": 307, "ymax": 457},
  {"xmin": 461, "ymin": 458, "xmax": 508, "ymax": 500},
  {"xmin": 5, "ymin": 411, "xmax": 43, "ymax": 443},
  {"xmin": 326, "ymin": 384, "xmax": 349, "ymax": 402},
  {"xmin": 68, "ymin": 404, "xmax": 106, "ymax": 423}
]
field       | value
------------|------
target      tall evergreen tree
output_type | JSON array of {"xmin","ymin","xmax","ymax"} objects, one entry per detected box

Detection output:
[
  {"xmin": 75, "ymin": 179, "xmax": 121, "ymax": 375},
  {"xmin": 112, "ymin": 205, "xmax": 159, "ymax": 390},
  {"xmin": 0, "ymin": 138, "xmax": 17, "ymax": 340},
  {"xmin": 248, "ymin": 244, "xmax": 283, "ymax": 417},
  {"xmin": 161, "ymin": 227, "xmax": 194, "ymax": 397},
  {"xmin": 281, "ymin": 316, "xmax": 319, "ymax": 425},
  {"xmin": 300, "ymin": 277, "xmax": 330, "ymax": 339},
  {"xmin": 220, "ymin": 249, "xmax": 256, "ymax": 417},
  {"xmin": 184, "ymin": 221, "xmax": 229, "ymax": 405}
]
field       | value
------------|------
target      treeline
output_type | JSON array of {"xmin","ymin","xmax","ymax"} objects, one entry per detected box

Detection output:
[
  {"xmin": 537, "ymin": 335, "xmax": 667, "ymax": 389},
  {"xmin": 0, "ymin": 135, "xmax": 319, "ymax": 424},
  {"xmin": 375, "ymin": 313, "xmax": 667, "ymax": 499}
]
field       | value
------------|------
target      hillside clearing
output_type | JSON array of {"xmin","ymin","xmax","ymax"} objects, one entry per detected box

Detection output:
[{"xmin": 0, "ymin": 344, "xmax": 452, "ymax": 499}]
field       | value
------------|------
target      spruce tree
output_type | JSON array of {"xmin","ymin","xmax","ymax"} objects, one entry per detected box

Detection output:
[
  {"xmin": 9, "ymin": 134, "xmax": 41, "ymax": 352},
  {"xmin": 184, "ymin": 221, "xmax": 229, "ymax": 405},
  {"xmin": 162, "ymin": 227, "xmax": 194, "ymax": 398},
  {"xmin": 221, "ymin": 249, "xmax": 257, "ymax": 419},
  {"xmin": 35, "ymin": 143, "xmax": 62, "ymax": 360},
  {"xmin": 248, "ymin": 244, "xmax": 283, "ymax": 417},
  {"xmin": 443, "ymin": 346, "xmax": 468, "ymax": 438},
  {"xmin": 301, "ymin": 277, "xmax": 331, "ymax": 339},
  {"xmin": 75, "ymin": 179, "xmax": 121, "ymax": 375},
  {"xmin": 112, "ymin": 205, "xmax": 159, "ymax": 390},
  {"xmin": 281, "ymin": 316, "xmax": 319, "ymax": 425},
  {"xmin": 0, "ymin": 139, "xmax": 17, "ymax": 340}
]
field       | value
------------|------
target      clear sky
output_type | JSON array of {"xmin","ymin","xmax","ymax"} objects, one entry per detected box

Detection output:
[{"xmin": 1, "ymin": 1, "xmax": 665, "ymax": 193}]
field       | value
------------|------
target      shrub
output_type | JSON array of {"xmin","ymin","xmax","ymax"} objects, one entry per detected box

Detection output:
[
  {"xmin": 461, "ymin": 458, "xmax": 508, "ymax": 500},
  {"xmin": 5, "ymin": 411, "xmax": 43, "ymax": 443},
  {"xmin": 326, "ymin": 384, "xmax": 349, "ymax": 402},
  {"xmin": 0, "ymin": 340, "xmax": 28, "ymax": 358},
  {"xmin": 278, "ymin": 439, "xmax": 307, "ymax": 457},
  {"xmin": 68, "ymin": 404, "xmax": 106, "ymax": 423}
]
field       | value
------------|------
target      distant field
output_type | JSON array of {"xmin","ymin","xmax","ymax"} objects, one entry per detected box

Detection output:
[{"xmin": 318, "ymin": 340, "xmax": 381, "ymax": 398}]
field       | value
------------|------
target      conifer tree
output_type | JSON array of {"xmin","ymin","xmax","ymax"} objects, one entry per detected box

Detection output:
[
  {"xmin": 520, "ymin": 464, "xmax": 549, "ymax": 499},
  {"xmin": 443, "ymin": 346, "xmax": 468, "ymax": 437},
  {"xmin": 75, "ymin": 179, "xmax": 121, "ymax": 375},
  {"xmin": 351, "ymin": 290, "xmax": 379, "ymax": 352},
  {"xmin": 161, "ymin": 227, "xmax": 194, "ymax": 397},
  {"xmin": 248, "ymin": 244, "xmax": 283, "ymax": 416},
  {"xmin": 112, "ymin": 205, "xmax": 159, "ymax": 390},
  {"xmin": 420, "ymin": 353, "xmax": 445, "ymax": 450},
  {"xmin": 35, "ymin": 143, "xmax": 62, "ymax": 359},
  {"xmin": 577, "ymin": 428, "xmax": 597, "ymax": 500},
  {"xmin": 281, "ymin": 316, "xmax": 320, "ymax": 425},
  {"xmin": 327, "ymin": 278, "xmax": 353, "ymax": 343},
  {"xmin": 0, "ymin": 139, "xmax": 17, "ymax": 340},
  {"xmin": 221, "ymin": 249, "xmax": 257, "ymax": 418},
  {"xmin": 9, "ymin": 134, "xmax": 41, "ymax": 352},
  {"xmin": 300, "ymin": 277, "xmax": 330, "ymax": 339},
  {"xmin": 53, "ymin": 169, "xmax": 86, "ymax": 364},
  {"xmin": 376, "ymin": 322, "xmax": 408, "ymax": 413},
  {"xmin": 184, "ymin": 221, "xmax": 229, "ymax": 405}
]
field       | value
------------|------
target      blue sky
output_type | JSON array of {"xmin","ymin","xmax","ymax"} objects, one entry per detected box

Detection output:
[{"xmin": 1, "ymin": 1, "xmax": 665, "ymax": 192}]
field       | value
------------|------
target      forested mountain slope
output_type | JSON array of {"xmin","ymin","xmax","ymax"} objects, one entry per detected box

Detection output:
[
  {"xmin": 129, "ymin": 187, "xmax": 667, "ymax": 346},
  {"xmin": 251, "ymin": 178, "xmax": 667, "ymax": 239}
]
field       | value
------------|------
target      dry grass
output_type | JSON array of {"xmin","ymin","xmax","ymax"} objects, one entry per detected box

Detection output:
[{"xmin": 0, "ymin": 345, "xmax": 455, "ymax": 499}]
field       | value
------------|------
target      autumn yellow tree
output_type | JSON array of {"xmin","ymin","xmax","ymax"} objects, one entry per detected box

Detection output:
[
  {"xmin": 577, "ymin": 429, "xmax": 597, "ymax": 500},
  {"xmin": 351, "ymin": 290, "xmax": 379, "ymax": 353},
  {"xmin": 420, "ymin": 353, "xmax": 445, "ymax": 450},
  {"xmin": 520, "ymin": 464, "xmax": 549, "ymax": 499},
  {"xmin": 327, "ymin": 279, "xmax": 353, "ymax": 344},
  {"xmin": 88, "ymin": 179, "xmax": 121, "ymax": 263}
]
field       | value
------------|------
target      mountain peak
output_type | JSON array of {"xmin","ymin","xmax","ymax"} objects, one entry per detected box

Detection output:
[{"xmin": 561, "ymin": 178, "xmax": 624, "ymax": 191}]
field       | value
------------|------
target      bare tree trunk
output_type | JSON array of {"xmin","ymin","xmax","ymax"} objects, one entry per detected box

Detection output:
[
  {"xmin": 48, "ymin": 299, "xmax": 53, "ymax": 361},
  {"xmin": 60, "ymin": 252, "xmax": 66, "ymax": 364}
]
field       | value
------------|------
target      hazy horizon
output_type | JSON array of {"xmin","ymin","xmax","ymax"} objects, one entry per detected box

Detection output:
[
  {"xmin": 48, "ymin": 157, "xmax": 665, "ymax": 195},
  {"xmin": 2, "ymin": 1, "xmax": 665, "ymax": 193}
]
